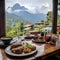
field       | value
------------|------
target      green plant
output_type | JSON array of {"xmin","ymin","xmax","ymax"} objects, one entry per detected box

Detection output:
[{"xmin": 6, "ymin": 29, "xmax": 17, "ymax": 37}]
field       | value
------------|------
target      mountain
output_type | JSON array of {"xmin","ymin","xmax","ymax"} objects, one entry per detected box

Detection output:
[
  {"xmin": 6, "ymin": 12, "xmax": 30, "ymax": 25},
  {"xmin": 13, "ymin": 11, "xmax": 46, "ymax": 23},
  {"xmin": 7, "ymin": 3, "xmax": 47, "ymax": 24},
  {"xmin": 11, "ymin": 3, "xmax": 27, "ymax": 11}
]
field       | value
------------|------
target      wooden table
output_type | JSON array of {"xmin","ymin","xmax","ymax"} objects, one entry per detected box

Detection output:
[{"xmin": 0, "ymin": 40, "xmax": 60, "ymax": 60}]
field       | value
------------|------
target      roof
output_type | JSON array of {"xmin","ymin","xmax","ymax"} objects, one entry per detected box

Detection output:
[
  {"xmin": 29, "ymin": 30, "xmax": 39, "ymax": 34},
  {"xmin": 24, "ymin": 24, "xmax": 33, "ymax": 27},
  {"xmin": 35, "ymin": 22, "xmax": 44, "ymax": 25}
]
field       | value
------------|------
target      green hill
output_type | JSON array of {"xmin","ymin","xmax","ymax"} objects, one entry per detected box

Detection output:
[{"xmin": 5, "ymin": 12, "xmax": 30, "ymax": 25}]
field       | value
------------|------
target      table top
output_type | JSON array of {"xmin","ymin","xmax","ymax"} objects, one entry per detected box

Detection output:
[{"xmin": 0, "ymin": 40, "xmax": 60, "ymax": 60}]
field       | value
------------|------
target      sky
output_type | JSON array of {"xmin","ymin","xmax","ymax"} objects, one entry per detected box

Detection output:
[{"xmin": 5, "ymin": 0, "xmax": 53, "ymax": 14}]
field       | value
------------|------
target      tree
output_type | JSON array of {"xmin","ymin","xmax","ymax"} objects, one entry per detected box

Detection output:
[
  {"xmin": 15, "ymin": 22, "xmax": 24, "ymax": 36},
  {"xmin": 20, "ymin": 22, "xmax": 24, "ymax": 32},
  {"xmin": 47, "ymin": 11, "xmax": 52, "ymax": 24},
  {"xmin": 47, "ymin": 11, "xmax": 60, "ymax": 24},
  {"xmin": 6, "ymin": 24, "xmax": 12, "ymax": 32},
  {"xmin": 41, "ymin": 20, "xmax": 44, "ymax": 23},
  {"xmin": 16, "ymin": 22, "xmax": 24, "ymax": 31},
  {"xmin": 6, "ymin": 29, "xmax": 17, "ymax": 37}
]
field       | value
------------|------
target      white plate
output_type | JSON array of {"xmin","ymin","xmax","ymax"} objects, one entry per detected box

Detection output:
[{"xmin": 5, "ymin": 45, "xmax": 37, "ymax": 57}]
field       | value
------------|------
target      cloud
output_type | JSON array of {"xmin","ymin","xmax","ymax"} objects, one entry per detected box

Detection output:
[
  {"xmin": 39, "ymin": 3, "xmax": 50, "ymax": 14},
  {"xmin": 26, "ymin": 3, "xmax": 50, "ymax": 14},
  {"xmin": 6, "ymin": 3, "xmax": 28, "ymax": 13},
  {"xmin": 6, "ymin": 7, "xmax": 12, "ymax": 13},
  {"xmin": 5, "ymin": 0, "xmax": 52, "ymax": 14}
]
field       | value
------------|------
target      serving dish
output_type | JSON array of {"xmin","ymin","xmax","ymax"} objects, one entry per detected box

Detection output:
[
  {"xmin": 32, "ymin": 38, "xmax": 46, "ymax": 43},
  {"xmin": 5, "ymin": 43, "xmax": 37, "ymax": 56}
]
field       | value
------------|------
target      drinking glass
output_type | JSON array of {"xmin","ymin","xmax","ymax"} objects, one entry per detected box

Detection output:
[{"xmin": 44, "ymin": 33, "xmax": 51, "ymax": 42}]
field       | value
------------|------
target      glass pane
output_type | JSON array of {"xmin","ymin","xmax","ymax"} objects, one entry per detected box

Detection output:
[{"xmin": 5, "ymin": 0, "xmax": 53, "ymax": 37}]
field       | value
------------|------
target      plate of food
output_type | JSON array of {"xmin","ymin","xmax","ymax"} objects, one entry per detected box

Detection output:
[
  {"xmin": 32, "ymin": 37, "xmax": 46, "ymax": 43},
  {"xmin": 5, "ymin": 43, "xmax": 37, "ymax": 56},
  {"xmin": 24, "ymin": 34, "xmax": 35, "ymax": 39}
]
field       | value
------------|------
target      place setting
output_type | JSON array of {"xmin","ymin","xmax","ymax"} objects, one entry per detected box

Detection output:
[
  {"xmin": 0, "ymin": 36, "xmax": 24, "ymax": 48},
  {"xmin": 1, "ymin": 36, "xmax": 37, "ymax": 58},
  {"xmin": 0, "ymin": 33, "xmax": 58, "ymax": 58},
  {"xmin": 5, "ymin": 42, "xmax": 37, "ymax": 57},
  {"xmin": 31, "ymin": 32, "xmax": 51, "ymax": 44},
  {"xmin": 24, "ymin": 33, "xmax": 35, "ymax": 40}
]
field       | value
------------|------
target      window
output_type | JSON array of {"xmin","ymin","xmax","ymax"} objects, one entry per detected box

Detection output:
[{"xmin": 5, "ymin": 0, "xmax": 53, "ymax": 37}]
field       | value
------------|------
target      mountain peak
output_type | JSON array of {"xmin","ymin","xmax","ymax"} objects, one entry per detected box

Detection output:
[
  {"xmin": 11, "ymin": 3, "xmax": 27, "ymax": 11},
  {"xmin": 12, "ymin": 3, "xmax": 21, "ymax": 10}
]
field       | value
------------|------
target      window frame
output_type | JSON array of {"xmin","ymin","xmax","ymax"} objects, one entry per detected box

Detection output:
[
  {"xmin": 0, "ymin": 0, "xmax": 58, "ymax": 37},
  {"xmin": 0, "ymin": 0, "xmax": 5, "ymax": 37}
]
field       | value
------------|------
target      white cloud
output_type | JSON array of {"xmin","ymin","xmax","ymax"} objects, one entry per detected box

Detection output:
[
  {"xmin": 5, "ymin": 0, "xmax": 53, "ymax": 14},
  {"xmin": 6, "ymin": 7, "xmax": 12, "ymax": 13},
  {"xmin": 42, "ymin": 3, "xmax": 49, "ymax": 8},
  {"xmin": 26, "ymin": 3, "xmax": 50, "ymax": 14},
  {"xmin": 13, "ymin": 10, "xmax": 21, "ymax": 12}
]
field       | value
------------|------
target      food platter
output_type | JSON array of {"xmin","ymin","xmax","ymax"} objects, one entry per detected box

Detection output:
[
  {"xmin": 24, "ymin": 34, "xmax": 35, "ymax": 39},
  {"xmin": 5, "ymin": 43, "xmax": 37, "ymax": 57},
  {"xmin": 32, "ymin": 39, "xmax": 46, "ymax": 43}
]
